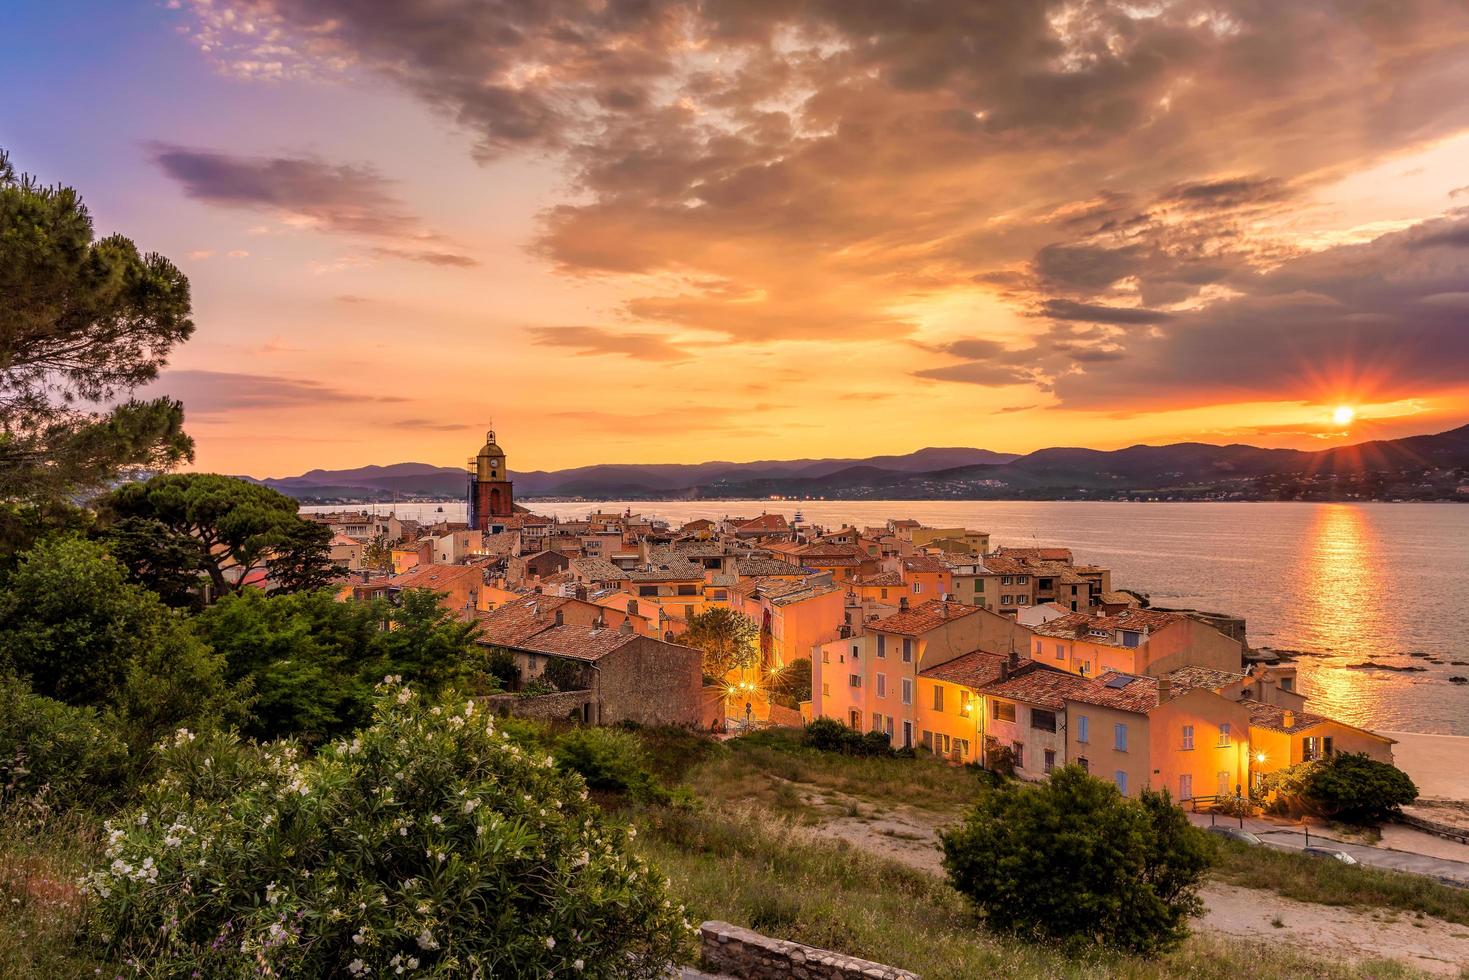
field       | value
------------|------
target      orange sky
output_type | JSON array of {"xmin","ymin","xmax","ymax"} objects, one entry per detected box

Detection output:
[{"xmin": 14, "ymin": 1, "xmax": 1469, "ymax": 475}]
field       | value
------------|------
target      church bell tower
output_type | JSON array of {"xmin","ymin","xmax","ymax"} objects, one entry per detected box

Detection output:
[{"xmin": 467, "ymin": 428, "xmax": 514, "ymax": 530}]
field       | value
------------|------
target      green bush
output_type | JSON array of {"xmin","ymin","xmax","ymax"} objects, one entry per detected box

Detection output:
[
  {"xmin": 83, "ymin": 680, "xmax": 692, "ymax": 978},
  {"xmin": 0, "ymin": 675, "xmax": 128, "ymax": 806},
  {"xmin": 554, "ymin": 727, "xmax": 668, "ymax": 803},
  {"xmin": 940, "ymin": 766, "xmax": 1212, "ymax": 955},
  {"xmin": 802, "ymin": 719, "xmax": 894, "ymax": 758},
  {"xmin": 1268, "ymin": 752, "xmax": 1418, "ymax": 824}
]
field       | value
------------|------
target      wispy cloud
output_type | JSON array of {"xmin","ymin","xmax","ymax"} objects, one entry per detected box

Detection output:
[{"xmin": 526, "ymin": 326, "xmax": 690, "ymax": 362}]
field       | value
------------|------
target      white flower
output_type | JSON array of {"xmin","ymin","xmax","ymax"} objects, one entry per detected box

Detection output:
[
  {"xmin": 626, "ymin": 825, "xmax": 637, "ymax": 839},
  {"xmin": 136, "ymin": 812, "xmax": 149, "ymax": 826},
  {"xmin": 544, "ymin": 936, "xmax": 556, "ymax": 950},
  {"xmin": 573, "ymin": 959, "xmax": 585, "ymax": 971},
  {"xmin": 353, "ymin": 931, "xmax": 365, "ymax": 945},
  {"xmin": 266, "ymin": 883, "xmax": 281, "ymax": 905},
  {"xmin": 348, "ymin": 958, "xmax": 366, "ymax": 975},
  {"xmin": 416, "ymin": 929, "xmax": 438, "ymax": 950},
  {"xmin": 462, "ymin": 799, "xmax": 480, "ymax": 815},
  {"xmin": 396, "ymin": 688, "xmax": 413, "ymax": 705},
  {"xmin": 430, "ymin": 815, "xmax": 442, "ymax": 826},
  {"xmin": 407, "ymin": 958, "xmax": 419, "ymax": 969}
]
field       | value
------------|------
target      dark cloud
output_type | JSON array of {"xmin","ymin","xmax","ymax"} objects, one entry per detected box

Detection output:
[
  {"xmin": 526, "ymin": 326, "xmax": 691, "ymax": 361},
  {"xmin": 913, "ymin": 362, "xmax": 1036, "ymax": 386},
  {"xmin": 143, "ymin": 369, "xmax": 410, "ymax": 418},
  {"xmin": 1161, "ymin": 176, "xmax": 1293, "ymax": 212},
  {"xmin": 150, "ymin": 143, "xmax": 477, "ymax": 266},
  {"xmin": 1034, "ymin": 243, "xmax": 1148, "ymax": 292},
  {"xmin": 1037, "ymin": 299, "xmax": 1173, "ymax": 325}
]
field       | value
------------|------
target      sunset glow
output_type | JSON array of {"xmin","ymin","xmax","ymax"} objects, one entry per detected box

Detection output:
[{"xmin": 6, "ymin": 3, "xmax": 1469, "ymax": 474}]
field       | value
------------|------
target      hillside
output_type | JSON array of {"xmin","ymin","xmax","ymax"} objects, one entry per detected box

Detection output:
[{"xmin": 243, "ymin": 423, "xmax": 1469, "ymax": 502}]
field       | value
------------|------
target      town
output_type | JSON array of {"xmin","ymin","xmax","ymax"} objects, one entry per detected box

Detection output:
[{"xmin": 309, "ymin": 430, "xmax": 1395, "ymax": 806}]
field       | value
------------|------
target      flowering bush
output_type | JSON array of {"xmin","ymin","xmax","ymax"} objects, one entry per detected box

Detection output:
[
  {"xmin": 0, "ymin": 674, "xmax": 128, "ymax": 806},
  {"xmin": 83, "ymin": 679, "xmax": 693, "ymax": 977}
]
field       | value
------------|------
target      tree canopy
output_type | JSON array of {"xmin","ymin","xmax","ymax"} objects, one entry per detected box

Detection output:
[
  {"xmin": 940, "ymin": 766, "xmax": 1212, "ymax": 955},
  {"xmin": 0, "ymin": 149, "xmax": 194, "ymax": 500},
  {"xmin": 681, "ymin": 606, "xmax": 759, "ymax": 679},
  {"xmin": 100, "ymin": 473, "xmax": 335, "ymax": 601},
  {"xmin": 1267, "ymin": 752, "xmax": 1419, "ymax": 825}
]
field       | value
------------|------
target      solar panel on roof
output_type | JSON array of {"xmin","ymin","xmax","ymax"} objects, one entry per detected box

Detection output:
[{"xmin": 1104, "ymin": 675, "xmax": 1135, "ymax": 689}]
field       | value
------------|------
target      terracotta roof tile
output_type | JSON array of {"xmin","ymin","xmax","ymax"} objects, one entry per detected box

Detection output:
[
  {"xmin": 390, "ymin": 564, "xmax": 484, "ymax": 592},
  {"xmin": 981, "ymin": 667, "xmax": 1098, "ymax": 710},
  {"xmin": 871, "ymin": 599, "xmax": 982, "ymax": 635},
  {"xmin": 917, "ymin": 651, "xmax": 1008, "ymax": 688},
  {"xmin": 1063, "ymin": 671, "xmax": 1159, "ymax": 714}
]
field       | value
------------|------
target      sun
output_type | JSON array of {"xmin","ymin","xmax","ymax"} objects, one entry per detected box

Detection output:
[{"xmin": 1331, "ymin": 405, "xmax": 1356, "ymax": 427}]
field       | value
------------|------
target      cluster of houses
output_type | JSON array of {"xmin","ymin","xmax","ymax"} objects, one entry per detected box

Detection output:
[{"xmin": 308, "ymin": 431, "xmax": 1394, "ymax": 805}]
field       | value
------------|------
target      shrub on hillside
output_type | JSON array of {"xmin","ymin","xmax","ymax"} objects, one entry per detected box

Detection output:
[
  {"xmin": 554, "ymin": 726, "xmax": 668, "ymax": 803},
  {"xmin": 1267, "ymin": 752, "xmax": 1418, "ymax": 824},
  {"xmin": 83, "ymin": 681, "xmax": 692, "ymax": 978},
  {"xmin": 0, "ymin": 675, "xmax": 128, "ymax": 806},
  {"xmin": 802, "ymin": 718, "xmax": 894, "ymax": 758},
  {"xmin": 940, "ymin": 766, "xmax": 1212, "ymax": 955}
]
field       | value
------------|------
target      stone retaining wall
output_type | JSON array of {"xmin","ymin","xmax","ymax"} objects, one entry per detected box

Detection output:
[
  {"xmin": 699, "ymin": 921, "xmax": 918, "ymax": 979},
  {"xmin": 483, "ymin": 690, "xmax": 592, "ymax": 721}
]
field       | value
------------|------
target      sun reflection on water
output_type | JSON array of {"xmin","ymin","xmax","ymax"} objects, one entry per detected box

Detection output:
[{"xmin": 1296, "ymin": 505, "xmax": 1387, "ymax": 725}]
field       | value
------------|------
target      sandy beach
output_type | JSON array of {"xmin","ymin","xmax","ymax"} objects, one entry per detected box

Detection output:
[{"xmin": 1382, "ymin": 731, "xmax": 1469, "ymax": 801}]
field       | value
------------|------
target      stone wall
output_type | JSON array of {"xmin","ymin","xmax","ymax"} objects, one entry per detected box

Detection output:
[
  {"xmin": 484, "ymin": 689, "xmax": 592, "ymax": 722},
  {"xmin": 699, "ymin": 921, "xmax": 918, "ymax": 979}
]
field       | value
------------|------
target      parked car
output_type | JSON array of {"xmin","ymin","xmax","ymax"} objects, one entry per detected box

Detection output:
[
  {"xmin": 1206, "ymin": 826, "xmax": 1262, "ymax": 845},
  {"xmin": 1302, "ymin": 846, "xmax": 1358, "ymax": 865}
]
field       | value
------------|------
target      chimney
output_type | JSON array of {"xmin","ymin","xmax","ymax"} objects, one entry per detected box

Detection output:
[
  {"xmin": 593, "ymin": 612, "xmax": 606, "ymax": 629},
  {"xmin": 1007, "ymin": 649, "xmax": 1019, "ymax": 670},
  {"xmin": 839, "ymin": 624, "xmax": 851, "ymax": 639},
  {"xmin": 575, "ymin": 584, "xmax": 588, "ymax": 602},
  {"xmin": 1282, "ymin": 709, "xmax": 1295, "ymax": 729},
  {"xmin": 899, "ymin": 596, "xmax": 910, "ymax": 611},
  {"xmin": 1000, "ymin": 661, "xmax": 1010, "ymax": 681},
  {"xmin": 627, "ymin": 599, "xmax": 639, "ymax": 618},
  {"xmin": 553, "ymin": 609, "xmax": 564, "ymax": 627},
  {"xmin": 1157, "ymin": 676, "xmax": 1172, "ymax": 703}
]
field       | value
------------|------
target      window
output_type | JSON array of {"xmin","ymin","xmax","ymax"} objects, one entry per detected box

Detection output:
[
  {"xmin": 1001, "ymin": 595, "xmax": 1013, "ymax": 606},
  {"xmin": 1044, "ymin": 749, "xmax": 1056, "ymax": 773},
  {"xmin": 851, "ymin": 644, "xmax": 860, "ymax": 659},
  {"xmin": 1017, "ymin": 596, "xmax": 1029, "ymax": 605},
  {"xmin": 1179, "ymin": 773, "xmax": 1193, "ymax": 801},
  {"xmin": 902, "ymin": 638, "xmax": 913, "ymax": 663},
  {"xmin": 1001, "ymin": 576, "xmax": 1013, "ymax": 586},
  {"xmin": 1034, "ymin": 640, "xmax": 1043, "ymax": 656},
  {"xmin": 1113, "ymin": 723, "xmax": 1128, "ymax": 752},
  {"xmin": 1217, "ymin": 770, "xmax": 1231, "ymax": 797},
  {"xmin": 1303, "ymin": 736, "xmax": 1335, "ymax": 761},
  {"xmin": 885, "ymin": 716, "xmax": 894, "ymax": 738},
  {"xmin": 1077, "ymin": 714, "xmax": 1090, "ymax": 743},
  {"xmin": 902, "ymin": 720, "xmax": 913, "ymax": 748},
  {"xmin": 638, "ymin": 585, "xmax": 658, "ymax": 596},
  {"xmin": 959, "ymin": 691, "xmax": 973, "ymax": 717},
  {"xmin": 932, "ymin": 685, "xmax": 944, "ymax": 711},
  {"xmin": 1078, "ymin": 756, "xmax": 1089, "ymax": 773},
  {"xmin": 901, "ymin": 678, "xmax": 913, "ymax": 705},
  {"xmin": 849, "ymin": 709, "xmax": 862, "ymax": 729},
  {"xmin": 1030, "ymin": 708, "xmax": 1057, "ymax": 733},
  {"xmin": 921, "ymin": 731, "xmax": 934, "ymax": 751},
  {"xmin": 973, "ymin": 579, "xmax": 984, "ymax": 592},
  {"xmin": 1017, "ymin": 576, "xmax": 1028, "ymax": 584},
  {"xmin": 1181, "ymin": 724, "xmax": 1194, "ymax": 750},
  {"xmin": 876, "ymin": 674, "xmax": 887, "ymax": 698},
  {"xmin": 991, "ymin": 700, "xmax": 1016, "ymax": 723},
  {"xmin": 880, "ymin": 588, "xmax": 888, "ymax": 599},
  {"xmin": 848, "ymin": 674, "xmax": 862, "ymax": 688},
  {"xmin": 871, "ymin": 712, "xmax": 883, "ymax": 732},
  {"xmin": 1055, "ymin": 643, "xmax": 1065, "ymax": 661},
  {"xmin": 912, "ymin": 582, "xmax": 922, "ymax": 594},
  {"xmin": 876, "ymin": 635, "xmax": 886, "ymax": 659},
  {"xmin": 822, "ymin": 682, "xmax": 830, "ymax": 697},
  {"xmin": 1115, "ymin": 770, "xmax": 1128, "ymax": 795},
  {"xmin": 1280, "ymin": 676, "xmax": 1294, "ymax": 691},
  {"xmin": 955, "ymin": 737, "xmax": 971, "ymax": 758},
  {"xmin": 1218, "ymin": 723, "xmax": 1232, "ymax": 747},
  {"xmin": 676, "ymin": 584, "xmax": 697, "ymax": 596},
  {"xmin": 1012, "ymin": 741, "xmax": 1024, "ymax": 769},
  {"xmin": 823, "ymin": 650, "xmax": 830, "ymax": 664}
]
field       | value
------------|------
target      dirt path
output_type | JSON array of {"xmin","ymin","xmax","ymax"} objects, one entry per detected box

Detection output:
[{"xmin": 781, "ymin": 778, "xmax": 1469, "ymax": 977}]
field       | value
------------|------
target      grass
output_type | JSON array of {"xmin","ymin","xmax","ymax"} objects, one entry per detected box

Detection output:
[
  {"xmin": 635, "ymin": 802, "xmax": 1421, "ymax": 980},
  {"xmin": 0, "ymin": 797, "xmax": 106, "ymax": 979},
  {"xmin": 1214, "ymin": 839, "xmax": 1469, "ymax": 926},
  {"xmin": 682, "ymin": 727, "xmax": 984, "ymax": 817}
]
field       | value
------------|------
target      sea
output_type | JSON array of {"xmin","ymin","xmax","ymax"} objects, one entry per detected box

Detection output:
[{"xmin": 305, "ymin": 500, "xmax": 1469, "ymax": 736}]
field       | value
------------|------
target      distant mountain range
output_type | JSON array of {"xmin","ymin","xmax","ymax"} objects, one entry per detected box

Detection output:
[{"xmin": 242, "ymin": 424, "xmax": 1469, "ymax": 503}]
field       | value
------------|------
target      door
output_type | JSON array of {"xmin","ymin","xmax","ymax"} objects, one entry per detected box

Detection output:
[
  {"xmin": 1217, "ymin": 771, "xmax": 1230, "ymax": 797},
  {"xmin": 1178, "ymin": 773, "xmax": 1192, "ymax": 802},
  {"xmin": 902, "ymin": 720, "xmax": 913, "ymax": 749}
]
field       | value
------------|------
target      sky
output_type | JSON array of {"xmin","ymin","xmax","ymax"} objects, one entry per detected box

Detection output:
[{"xmin": 7, "ymin": 0, "xmax": 1469, "ymax": 476}]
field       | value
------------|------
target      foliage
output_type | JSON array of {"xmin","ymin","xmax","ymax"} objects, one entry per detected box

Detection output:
[
  {"xmin": 940, "ymin": 767, "xmax": 1211, "ymax": 955},
  {"xmin": 97, "ymin": 515, "xmax": 206, "ymax": 609},
  {"xmin": 84, "ymin": 682, "xmax": 692, "ymax": 978},
  {"xmin": 0, "ymin": 501, "xmax": 92, "ymax": 578},
  {"xmin": 984, "ymin": 740, "xmax": 1017, "ymax": 778},
  {"xmin": 540, "ymin": 656, "xmax": 586, "ymax": 692},
  {"xmin": 772, "ymin": 657, "xmax": 812, "ymax": 707},
  {"xmin": 554, "ymin": 727, "xmax": 668, "ymax": 803},
  {"xmin": 361, "ymin": 534, "xmax": 395, "ymax": 572},
  {"xmin": 0, "ymin": 536, "xmax": 242, "ymax": 749},
  {"xmin": 1212, "ymin": 794, "xmax": 1254, "ymax": 819},
  {"xmin": 0, "ymin": 149, "xmax": 194, "ymax": 500},
  {"xmin": 1265, "ymin": 753, "xmax": 1418, "ymax": 825},
  {"xmin": 0, "ymin": 675, "xmax": 128, "ymax": 806},
  {"xmin": 193, "ymin": 588, "xmax": 486, "ymax": 743},
  {"xmin": 485, "ymin": 648, "xmax": 520, "ymax": 691},
  {"xmin": 681, "ymin": 607, "xmax": 759, "ymax": 678},
  {"xmin": 803, "ymin": 717, "xmax": 893, "ymax": 758},
  {"xmin": 98, "ymin": 474, "xmax": 335, "ymax": 602}
]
